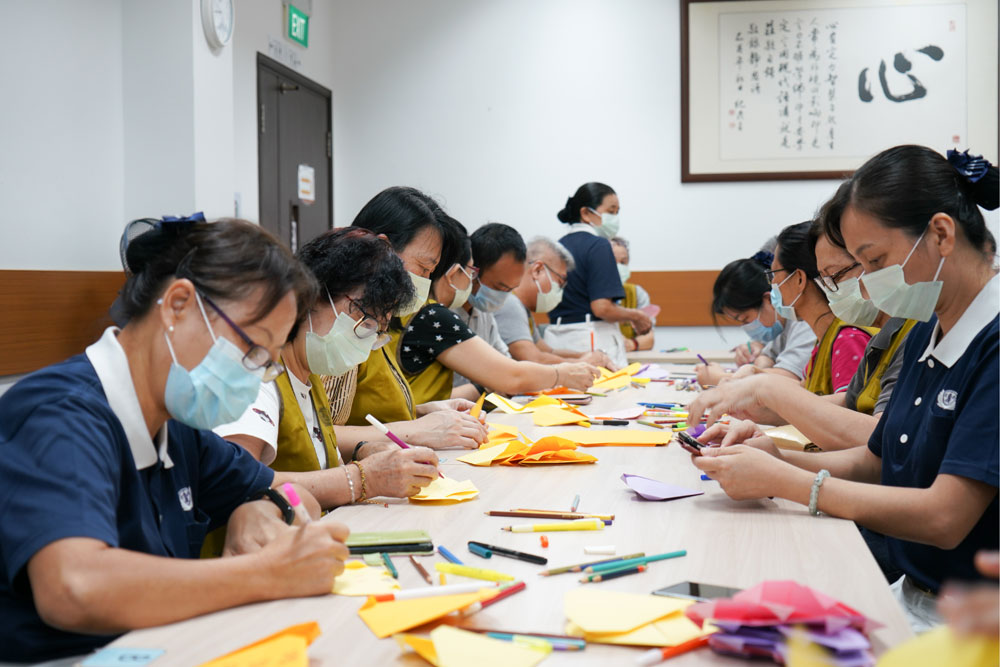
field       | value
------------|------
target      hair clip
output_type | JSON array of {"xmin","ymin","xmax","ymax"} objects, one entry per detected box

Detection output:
[
  {"xmin": 158, "ymin": 212, "xmax": 206, "ymax": 231},
  {"xmin": 751, "ymin": 250, "xmax": 774, "ymax": 268},
  {"xmin": 947, "ymin": 149, "xmax": 992, "ymax": 184}
]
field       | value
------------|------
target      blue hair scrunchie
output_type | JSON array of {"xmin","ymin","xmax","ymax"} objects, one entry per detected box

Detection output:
[
  {"xmin": 158, "ymin": 212, "xmax": 206, "ymax": 230},
  {"xmin": 751, "ymin": 250, "xmax": 774, "ymax": 268},
  {"xmin": 947, "ymin": 149, "xmax": 992, "ymax": 184}
]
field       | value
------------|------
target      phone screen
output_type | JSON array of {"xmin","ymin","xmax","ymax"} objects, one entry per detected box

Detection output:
[{"xmin": 652, "ymin": 581, "xmax": 742, "ymax": 601}]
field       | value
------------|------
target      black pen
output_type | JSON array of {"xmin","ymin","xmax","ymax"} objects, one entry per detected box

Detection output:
[
  {"xmin": 598, "ymin": 420, "xmax": 630, "ymax": 425},
  {"xmin": 468, "ymin": 541, "xmax": 548, "ymax": 565}
]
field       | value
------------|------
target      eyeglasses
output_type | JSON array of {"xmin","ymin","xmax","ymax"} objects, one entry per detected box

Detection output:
[
  {"xmin": 343, "ymin": 295, "xmax": 392, "ymax": 350},
  {"xmin": 764, "ymin": 267, "xmax": 789, "ymax": 283},
  {"xmin": 201, "ymin": 294, "xmax": 285, "ymax": 382},
  {"xmin": 540, "ymin": 262, "xmax": 568, "ymax": 287},
  {"xmin": 816, "ymin": 262, "xmax": 861, "ymax": 292}
]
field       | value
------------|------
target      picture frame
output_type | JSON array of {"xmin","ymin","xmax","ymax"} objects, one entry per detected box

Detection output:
[{"xmin": 680, "ymin": 0, "xmax": 998, "ymax": 182}]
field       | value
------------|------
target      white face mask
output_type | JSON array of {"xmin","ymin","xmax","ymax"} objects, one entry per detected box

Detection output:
[
  {"xmin": 398, "ymin": 271, "xmax": 432, "ymax": 316},
  {"xmin": 588, "ymin": 208, "xmax": 621, "ymax": 239},
  {"xmin": 304, "ymin": 294, "xmax": 377, "ymax": 377},
  {"xmin": 533, "ymin": 264, "xmax": 564, "ymax": 313},
  {"xmin": 815, "ymin": 275, "xmax": 880, "ymax": 327},
  {"xmin": 617, "ymin": 262, "xmax": 631, "ymax": 284},
  {"xmin": 860, "ymin": 226, "xmax": 945, "ymax": 322},
  {"xmin": 447, "ymin": 265, "xmax": 473, "ymax": 309}
]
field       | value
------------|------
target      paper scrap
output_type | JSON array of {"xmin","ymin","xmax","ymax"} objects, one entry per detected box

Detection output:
[
  {"xmin": 621, "ymin": 474, "xmax": 704, "ymax": 501},
  {"xmin": 532, "ymin": 404, "xmax": 590, "ymax": 427},
  {"xmin": 583, "ymin": 405, "xmax": 646, "ymax": 420},
  {"xmin": 564, "ymin": 589, "xmax": 708, "ymax": 647},
  {"xmin": 332, "ymin": 560, "xmax": 400, "ymax": 596},
  {"xmin": 409, "ymin": 476, "xmax": 479, "ymax": 504},
  {"xmin": 198, "ymin": 622, "xmax": 320, "ymax": 666}
]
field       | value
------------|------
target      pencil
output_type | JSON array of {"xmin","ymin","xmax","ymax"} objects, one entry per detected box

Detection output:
[
  {"xmin": 381, "ymin": 552, "xmax": 398, "ymax": 579},
  {"xmin": 581, "ymin": 564, "xmax": 647, "ymax": 583},
  {"xmin": 590, "ymin": 331, "xmax": 595, "ymax": 351},
  {"xmin": 507, "ymin": 509, "xmax": 615, "ymax": 520},
  {"xmin": 584, "ymin": 550, "xmax": 687, "ymax": 573},
  {"xmin": 408, "ymin": 554, "xmax": 432, "ymax": 584},
  {"xmin": 539, "ymin": 552, "xmax": 646, "ymax": 576},
  {"xmin": 571, "ymin": 494, "xmax": 580, "ymax": 512},
  {"xmin": 478, "ymin": 580, "xmax": 527, "ymax": 609},
  {"xmin": 637, "ymin": 420, "xmax": 665, "ymax": 429}
]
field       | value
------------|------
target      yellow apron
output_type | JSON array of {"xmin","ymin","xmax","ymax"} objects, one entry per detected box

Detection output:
[
  {"xmin": 405, "ymin": 359, "xmax": 455, "ymax": 405},
  {"xmin": 271, "ymin": 369, "xmax": 340, "ymax": 473},
  {"xmin": 803, "ymin": 317, "xmax": 879, "ymax": 396},
  {"xmin": 853, "ymin": 319, "xmax": 917, "ymax": 414},
  {"xmin": 346, "ymin": 322, "xmax": 416, "ymax": 425},
  {"xmin": 618, "ymin": 283, "xmax": 639, "ymax": 340}
]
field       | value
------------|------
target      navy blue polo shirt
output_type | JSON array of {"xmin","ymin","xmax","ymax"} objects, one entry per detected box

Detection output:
[
  {"xmin": 868, "ymin": 275, "xmax": 999, "ymax": 594},
  {"xmin": 548, "ymin": 226, "xmax": 625, "ymax": 323},
  {"xmin": 0, "ymin": 332, "xmax": 274, "ymax": 662}
]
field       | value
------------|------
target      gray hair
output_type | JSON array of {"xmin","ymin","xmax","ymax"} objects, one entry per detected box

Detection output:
[
  {"xmin": 526, "ymin": 236, "xmax": 575, "ymax": 272},
  {"xmin": 610, "ymin": 236, "xmax": 629, "ymax": 250}
]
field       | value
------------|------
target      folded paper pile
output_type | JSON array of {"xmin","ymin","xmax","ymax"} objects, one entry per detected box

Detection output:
[
  {"xmin": 564, "ymin": 589, "xmax": 712, "ymax": 646},
  {"xmin": 685, "ymin": 580, "xmax": 881, "ymax": 666},
  {"xmin": 359, "ymin": 588, "xmax": 499, "ymax": 638},
  {"xmin": 409, "ymin": 476, "xmax": 480, "ymax": 504},
  {"xmin": 589, "ymin": 363, "xmax": 649, "ymax": 391},
  {"xmin": 395, "ymin": 625, "xmax": 550, "ymax": 667},
  {"xmin": 457, "ymin": 424, "xmax": 597, "ymax": 466}
]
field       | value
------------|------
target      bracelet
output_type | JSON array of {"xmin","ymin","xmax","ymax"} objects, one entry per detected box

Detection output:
[
  {"xmin": 249, "ymin": 487, "xmax": 295, "ymax": 525},
  {"xmin": 356, "ymin": 460, "xmax": 372, "ymax": 503},
  {"xmin": 809, "ymin": 469, "xmax": 831, "ymax": 516},
  {"xmin": 351, "ymin": 440, "xmax": 369, "ymax": 462},
  {"xmin": 344, "ymin": 464, "xmax": 357, "ymax": 504}
]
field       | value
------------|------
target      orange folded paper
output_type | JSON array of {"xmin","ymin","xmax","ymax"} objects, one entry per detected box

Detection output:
[{"xmin": 199, "ymin": 622, "xmax": 320, "ymax": 666}]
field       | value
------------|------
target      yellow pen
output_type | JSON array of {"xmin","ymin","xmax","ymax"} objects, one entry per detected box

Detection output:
[
  {"xmin": 502, "ymin": 518, "xmax": 605, "ymax": 533},
  {"xmin": 434, "ymin": 562, "xmax": 516, "ymax": 582}
]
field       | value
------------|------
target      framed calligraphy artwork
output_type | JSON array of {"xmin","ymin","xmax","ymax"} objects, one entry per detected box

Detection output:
[{"xmin": 681, "ymin": 0, "xmax": 998, "ymax": 182}]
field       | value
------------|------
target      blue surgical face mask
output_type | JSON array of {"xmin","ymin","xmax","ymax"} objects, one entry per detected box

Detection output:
[
  {"xmin": 468, "ymin": 281, "xmax": 509, "ymax": 313},
  {"xmin": 741, "ymin": 311, "xmax": 784, "ymax": 343},
  {"xmin": 163, "ymin": 293, "xmax": 264, "ymax": 430},
  {"xmin": 769, "ymin": 271, "xmax": 802, "ymax": 322}
]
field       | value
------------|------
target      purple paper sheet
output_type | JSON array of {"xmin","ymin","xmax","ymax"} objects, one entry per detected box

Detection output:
[
  {"xmin": 621, "ymin": 473, "xmax": 704, "ymax": 501},
  {"xmin": 633, "ymin": 364, "xmax": 672, "ymax": 380}
]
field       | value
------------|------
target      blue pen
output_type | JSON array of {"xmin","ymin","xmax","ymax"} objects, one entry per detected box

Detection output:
[
  {"xmin": 639, "ymin": 402, "xmax": 681, "ymax": 409},
  {"xmin": 438, "ymin": 545, "xmax": 464, "ymax": 565}
]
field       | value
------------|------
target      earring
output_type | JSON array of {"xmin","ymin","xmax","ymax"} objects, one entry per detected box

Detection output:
[
  {"xmin": 168, "ymin": 325, "xmax": 175, "ymax": 333},
  {"xmin": 157, "ymin": 298, "xmax": 164, "ymax": 305}
]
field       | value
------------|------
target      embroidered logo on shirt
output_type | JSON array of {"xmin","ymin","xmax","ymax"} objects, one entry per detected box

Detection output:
[
  {"xmin": 178, "ymin": 487, "xmax": 194, "ymax": 511},
  {"xmin": 936, "ymin": 389, "xmax": 958, "ymax": 411},
  {"xmin": 252, "ymin": 408, "xmax": 275, "ymax": 426}
]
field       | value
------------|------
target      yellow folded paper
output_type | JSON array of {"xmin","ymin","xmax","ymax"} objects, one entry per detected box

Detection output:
[
  {"xmin": 199, "ymin": 622, "xmax": 320, "ymax": 666},
  {"xmin": 332, "ymin": 560, "xmax": 400, "ymax": 596},
  {"xmin": 409, "ymin": 476, "xmax": 479, "ymax": 504},
  {"xmin": 485, "ymin": 393, "xmax": 529, "ymax": 414},
  {"xmin": 764, "ymin": 424, "xmax": 814, "ymax": 451},
  {"xmin": 359, "ymin": 590, "xmax": 493, "ymax": 638},
  {"xmin": 457, "ymin": 441, "xmax": 527, "ymax": 466},
  {"xmin": 457, "ymin": 433, "xmax": 596, "ymax": 466},
  {"xmin": 877, "ymin": 625, "xmax": 1000, "ymax": 667},
  {"xmin": 564, "ymin": 589, "xmax": 709, "ymax": 647},
  {"xmin": 550, "ymin": 429, "xmax": 674, "ymax": 446},
  {"xmin": 532, "ymin": 404, "xmax": 590, "ymax": 427},
  {"xmin": 395, "ymin": 626, "xmax": 551, "ymax": 667}
]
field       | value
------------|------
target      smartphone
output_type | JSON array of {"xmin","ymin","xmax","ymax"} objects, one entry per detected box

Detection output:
[
  {"xmin": 676, "ymin": 431, "xmax": 704, "ymax": 456},
  {"xmin": 653, "ymin": 581, "xmax": 742, "ymax": 601}
]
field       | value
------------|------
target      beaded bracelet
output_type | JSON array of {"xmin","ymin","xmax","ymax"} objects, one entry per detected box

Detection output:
[
  {"xmin": 344, "ymin": 464, "xmax": 357, "ymax": 504},
  {"xmin": 809, "ymin": 469, "xmax": 831, "ymax": 516}
]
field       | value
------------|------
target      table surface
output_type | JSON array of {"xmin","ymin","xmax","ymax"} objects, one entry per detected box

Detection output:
[
  {"xmin": 108, "ymin": 375, "xmax": 911, "ymax": 665},
  {"xmin": 628, "ymin": 349, "xmax": 736, "ymax": 365}
]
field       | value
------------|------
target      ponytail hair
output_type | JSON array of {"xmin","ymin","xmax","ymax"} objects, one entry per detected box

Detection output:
[{"xmin": 557, "ymin": 182, "xmax": 616, "ymax": 223}]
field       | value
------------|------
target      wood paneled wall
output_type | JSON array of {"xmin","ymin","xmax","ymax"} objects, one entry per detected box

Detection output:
[
  {"xmin": 0, "ymin": 269, "xmax": 721, "ymax": 377},
  {"xmin": 0, "ymin": 270, "xmax": 124, "ymax": 376}
]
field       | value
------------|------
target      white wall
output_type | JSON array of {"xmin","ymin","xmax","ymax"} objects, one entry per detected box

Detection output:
[
  {"xmin": 324, "ymin": 0, "xmax": 998, "ymax": 269},
  {"xmin": 0, "ymin": 0, "xmax": 125, "ymax": 271}
]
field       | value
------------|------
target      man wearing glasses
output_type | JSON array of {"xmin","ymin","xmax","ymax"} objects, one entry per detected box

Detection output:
[{"xmin": 495, "ymin": 236, "xmax": 615, "ymax": 369}]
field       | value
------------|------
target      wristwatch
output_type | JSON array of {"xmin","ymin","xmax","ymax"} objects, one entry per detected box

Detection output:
[
  {"xmin": 352, "ymin": 440, "xmax": 369, "ymax": 462},
  {"xmin": 249, "ymin": 487, "xmax": 295, "ymax": 525}
]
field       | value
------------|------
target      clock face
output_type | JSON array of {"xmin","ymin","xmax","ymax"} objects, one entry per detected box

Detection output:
[{"xmin": 201, "ymin": 0, "xmax": 234, "ymax": 48}]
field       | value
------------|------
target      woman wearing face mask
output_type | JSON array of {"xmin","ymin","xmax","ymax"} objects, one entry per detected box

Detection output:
[
  {"xmin": 691, "ymin": 145, "xmax": 999, "ymax": 633},
  {"xmin": 699, "ymin": 250, "xmax": 817, "ymax": 387},
  {"xmin": 398, "ymin": 217, "xmax": 601, "ymax": 403},
  {"xmin": 214, "ymin": 228, "xmax": 439, "ymax": 513},
  {"xmin": 610, "ymin": 237, "xmax": 656, "ymax": 352},
  {"xmin": 0, "ymin": 218, "xmax": 353, "ymax": 663},
  {"xmin": 689, "ymin": 220, "xmax": 918, "ymax": 452},
  {"xmin": 545, "ymin": 183, "xmax": 652, "ymax": 368},
  {"xmin": 335, "ymin": 187, "xmax": 490, "ymax": 450}
]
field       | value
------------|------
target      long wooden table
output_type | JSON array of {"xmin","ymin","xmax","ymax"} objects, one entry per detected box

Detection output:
[{"xmin": 107, "ymin": 379, "xmax": 911, "ymax": 664}]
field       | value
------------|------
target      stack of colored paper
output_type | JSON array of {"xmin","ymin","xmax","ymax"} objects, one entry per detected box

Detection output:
[
  {"xmin": 409, "ymin": 476, "xmax": 480, "ymax": 504},
  {"xmin": 685, "ymin": 580, "xmax": 879, "ymax": 665},
  {"xmin": 457, "ymin": 425, "xmax": 597, "ymax": 467},
  {"xmin": 564, "ymin": 589, "xmax": 711, "ymax": 646},
  {"xmin": 395, "ymin": 625, "xmax": 550, "ymax": 667}
]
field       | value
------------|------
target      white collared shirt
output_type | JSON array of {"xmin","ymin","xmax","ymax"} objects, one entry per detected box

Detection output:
[
  {"xmin": 85, "ymin": 327, "xmax": 173, "ymax": 469},
  {"xmin": 918, "ymin": 273, "xmax": 999, "ymax": 369},
  {"xmin": 566, "ymin": 222, "xmax": 598, "ymax": 236}
]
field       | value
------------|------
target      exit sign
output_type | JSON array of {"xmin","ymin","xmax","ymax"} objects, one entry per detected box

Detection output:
[{"xmin": 287, "ymin": 4, "xmax": 309, "ymax": 47}]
